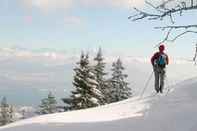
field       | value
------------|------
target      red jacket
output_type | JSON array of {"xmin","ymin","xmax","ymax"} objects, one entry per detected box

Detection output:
[{"xmin": 151, "ymin": 52, "xmax": 169, "ymax": 65}]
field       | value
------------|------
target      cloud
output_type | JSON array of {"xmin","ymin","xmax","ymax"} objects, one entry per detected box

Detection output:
[
  {"xmin": 129, "ymin": 0, "xmax": 146, "ymax": 7},
  {"xmin": 24, "ymin": 15, "xmax": 33, "ymax": 24},
  {"xmin": 79, "ymin": 0, "xmax": 143, "ymax": 9},
  {"xmin": 21, "ymin": 0, "xmax": 145, "ymax": 12},
  {"xmin": 22, "ymin": 0, "xmax": 73, "ymax": 11},
  {"xmin": 64, "ymin": 16, "xmax": 83, "ymax": 25}
]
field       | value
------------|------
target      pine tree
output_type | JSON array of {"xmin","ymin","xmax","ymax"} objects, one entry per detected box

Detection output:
[
  {"xmin": 39, "ymin": 92, "xmax": 57, "ymax": 114},
  {"xmin": 0, "ymin": 97, "xmax": 13, "ymax": 126},
  {"xmin": 63, "ymin": 52, "xmax": 103, "ymax": 110},
  {"xmin": 94, "ymin": 48, "xmax": 107, "ymax": 104},
  {"xmin": 107, "ymin": 58, "xmax": 132, "ymax": 103}
]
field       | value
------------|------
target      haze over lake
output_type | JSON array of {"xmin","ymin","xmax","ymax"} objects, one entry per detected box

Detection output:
[{"xmin": 0, "ymin": 47, "xmax": 196, "ymax": 106}]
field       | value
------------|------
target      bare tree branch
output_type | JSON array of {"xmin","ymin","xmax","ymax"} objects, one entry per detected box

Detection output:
[
  {"xmin": 157, "ymin": 30, "xmax": 197, "ymax": 46},
  {"xmin": 155, "ymin": 25, "xmax": 197, "ymax": 30},
  {"xmin": 129, "ymin": 0, "xmax": 197, "ymax": 63},
  {"xmin": 129, "ymin": 0, "xmax": 197, "ymax": 23},
  {"xmin": 128, "ymin": 8, "xmax": 161, "ymax": 21},
  {"xmin": 193, "ymin": 43, "xmax": 197, "ymax": 64},
  {"xmin": 169, "ymin": 30, "xmax": 197, "ymax": 42},
  {"xmin": 158, "ymin": 28, "xmax": 173, "ymax": 45}
]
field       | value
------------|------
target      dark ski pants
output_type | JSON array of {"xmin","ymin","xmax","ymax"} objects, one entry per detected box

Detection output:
[{"xmin": 153, "ymin": 67, "xmax": 166, "ymax": 92}]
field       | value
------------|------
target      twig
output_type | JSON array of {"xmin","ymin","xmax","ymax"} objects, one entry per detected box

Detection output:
[
  {"xmin": 155, "ymin": 25, "xmax": 197, "ymax": 29},
  {"xmin": 157, "ymin": 30, "xmax": 197, "ymax": 45},
  {"xmin": 129, "ymin": 1, "xmax": 197, "ymax": 22},
  {"xmin": 170, "ymin": 30, "xmax": 197, "ymax": 42}
]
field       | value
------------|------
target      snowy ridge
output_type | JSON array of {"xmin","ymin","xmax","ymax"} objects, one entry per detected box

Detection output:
[
  {"xmin": 0, "ymin": 95, "xmax": 153, "ymax": 129},
  {"xmin": 1, "ymin": 77, "xmax": 197, "ymax": 131}
]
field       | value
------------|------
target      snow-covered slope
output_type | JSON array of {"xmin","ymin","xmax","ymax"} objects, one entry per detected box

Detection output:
[
  {"xmin": 1, "ymin": 77, "xmax": 197, "ymax": 131},
  {"xmin": 0, "ymin": 95, "xmax": 149, "ymax": 128}
]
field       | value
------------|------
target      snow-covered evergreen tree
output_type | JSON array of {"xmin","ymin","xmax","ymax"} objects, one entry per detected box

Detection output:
[
  {"xmin": 39, "ymin": 92, "xmax": 57, "ymax": 114},
  {"xmin": 107, "ymin": 58, "xmax": 132, "ymax": 103},
  {"xmin": 63, "ymin": 52, "xmax": 103, "ymax": 110},
  {"xmin": 0, "ymin": 97, "xmax": 13, "ymax": 126},
  {"xmin": 94, "ymin": 48, "xmax": 107, "ymax": 104}
]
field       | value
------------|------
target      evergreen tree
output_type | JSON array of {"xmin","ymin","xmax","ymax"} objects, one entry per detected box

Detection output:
[
  {"xmin": 0, "ymin": 97, "xmax": 13, "ymax": 126},
  {"xmin": 94, "ymin": 48, "xmax": 107, "ymax": 104},
  {"xmin": 39, "ymin": 92, "xmax": 57, "ymax": 114},
  {"xmin": 63, "ymin": 52, "xmax": 103, "ymax": 110},
  {"xmin": 107, "ymin": 58, "xmax": 132, "ymax": 103}
]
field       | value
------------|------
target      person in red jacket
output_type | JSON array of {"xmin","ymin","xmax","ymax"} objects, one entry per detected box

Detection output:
[{"xmin": 151, "ymin": 44, "xmax": 169, "ymax": 93}]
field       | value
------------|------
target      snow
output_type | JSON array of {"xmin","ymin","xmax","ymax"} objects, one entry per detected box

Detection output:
[
  {"xmin": 74, "ymin": 94, "xmax": 81, "ymax": 98},
  {"xmin": 19, "ymin": 106, "xmax": 35, "ymax": 113},
  {"xmin": 86, "ymin": 78, "xmax": 98, "ymax": 85},
  {"xmin": 91, "ymin": 88, "xmax": 102, "ymax": 96},
  {"xmin": 0, "ymin": 94, "xmax": 147, "ymax": 129},
  {"xmin": 90, "ymin": 97, "xmax": 99, "ymax": 104},
  {"xmin": 0, "ymin": 77, "xmax": 197, "ymax": 131}
]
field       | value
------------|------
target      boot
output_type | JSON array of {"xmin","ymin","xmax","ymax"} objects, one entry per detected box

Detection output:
[
  {"xmin": 159, "ymin": 86, "xmax": 163, "ymax": 93},
  {"xmin": 156, "ymin": 88, "xmax": 160, "ymax": 93}
]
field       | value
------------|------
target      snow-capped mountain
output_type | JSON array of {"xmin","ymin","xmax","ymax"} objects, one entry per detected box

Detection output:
[
  {"xmin": 0, "ymin": 47, "xmax": 78, "ymax": 64},
  {"xmin": 0, "ymin": 47, "xmax": 193, "ymax": 64}
]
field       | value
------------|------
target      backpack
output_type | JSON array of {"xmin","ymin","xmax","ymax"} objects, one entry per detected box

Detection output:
[{"xmin": 156, "ymin": 54, "xmax": 167, "ymax": 68}]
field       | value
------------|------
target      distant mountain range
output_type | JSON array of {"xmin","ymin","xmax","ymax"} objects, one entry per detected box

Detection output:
[
  {"xmin": 0, "ymin": 46, "xmax": 195, "ymax": 106},
  {"xmin": 0, "ymin": 46, "xmax": 193, "ymax": 65}
]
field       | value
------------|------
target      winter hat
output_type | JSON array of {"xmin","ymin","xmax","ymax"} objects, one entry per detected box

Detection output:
[{"xmin": 159, "ymin": 44, "xmax": 165, "ymax": 52}]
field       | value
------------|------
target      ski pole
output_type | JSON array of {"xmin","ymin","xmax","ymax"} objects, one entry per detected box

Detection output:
[
  {"xmin": 165, "ymin": 76, "xmax": 171, "ymax": 96},
  {"xmin": 140, "ymin": 71, "xmax": 154, "ymax": 99}
]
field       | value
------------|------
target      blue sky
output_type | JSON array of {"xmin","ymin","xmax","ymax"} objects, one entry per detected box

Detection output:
[
  {"xmin": 0, "ymin": 0, "xmax": 197, "ymax": 106},
  {"xmin": 0, "ymin": 0, "xmax": 196, "ymax": 58}
]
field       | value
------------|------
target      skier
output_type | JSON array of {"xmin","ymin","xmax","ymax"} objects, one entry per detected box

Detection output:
[{"xmin": 151, "ymin": 44, "xmax": 169, "ymax": 93}]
